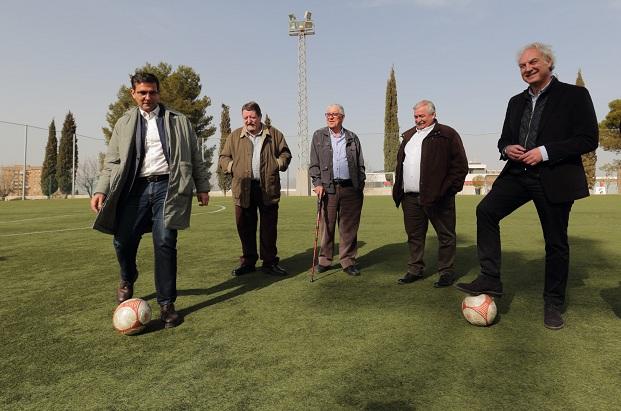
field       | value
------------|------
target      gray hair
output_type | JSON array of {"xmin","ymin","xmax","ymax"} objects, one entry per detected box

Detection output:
[
  {"xmin": 413, "ymin": 100, "xmax": 436, "ymax": 115},
  {"xmin": 517, "ymin": 42, "xmax": 555, "ymax": 71},
  {"xmin": 326, "ymin": 104, "xmax": 345, "ymax": 115}
]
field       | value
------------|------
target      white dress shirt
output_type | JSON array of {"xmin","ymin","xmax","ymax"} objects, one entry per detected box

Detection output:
[
  {"xmin": 139, "ymin": 106, "xmax": 169, "ymax": 177},
  {"xmin": 246, "ymin": 126, "xmax": 265, "ymax": 181},
  {"xmin": 402, "ymin": 123, "xmax": 434, "ymax": 193}
]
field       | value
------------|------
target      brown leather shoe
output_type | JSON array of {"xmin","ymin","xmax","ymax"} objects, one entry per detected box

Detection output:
[
  {"xmin": 160, "ymin": 303, "xmax": 181, "ymax": 328},
  {"xmin": 116, "ymin": 280, "xmax": 133, "ymax": 304}
]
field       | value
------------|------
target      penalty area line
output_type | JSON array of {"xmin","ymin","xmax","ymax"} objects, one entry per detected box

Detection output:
[
  {"xmin": 0, "ymin": 214, "xmax": 81, "ymax": 224},
  {"xmin": 0, "ymin": 226, "xmax": 91, "ymax": 237},
  {"xmin": 1, "ymin": 205, "xmax": 226, "ymax": 237}
]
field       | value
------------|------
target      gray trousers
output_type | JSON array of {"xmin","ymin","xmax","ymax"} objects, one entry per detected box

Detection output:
[{"xmin": 319, "ymin": 185, "xmax": 363, "ymax": 269}]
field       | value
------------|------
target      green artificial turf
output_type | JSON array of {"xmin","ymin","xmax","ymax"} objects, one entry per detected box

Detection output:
[{"xmin": 0, "ymin": 195, "xmax": 619, "ymax": 410}]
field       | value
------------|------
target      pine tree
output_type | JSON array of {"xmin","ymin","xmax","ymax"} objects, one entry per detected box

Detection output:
[
  {"xmin": 41, "ymin": 119, "xmax": 58, "ymax": 197},
  {"xmin": 576, "ymin": 70, "xmax": 597, "ymax": 189},
  {"xmin": 57, "ymin": 111, "xmax": 77, "ymax": 195},
  {"xmin": 217, "ymin": 104, "xmax": 232, "ymax": 195},
  {"xmin": 383, "ymin": 66, "xmax": 399, "ymax": 177},
  {"xmin": 103, "ymin": 62, "xmax": 216, "ymax": 172},
  {"xmin": 599, "ymin": 99, "xmax": 621, "ymax": 152}
]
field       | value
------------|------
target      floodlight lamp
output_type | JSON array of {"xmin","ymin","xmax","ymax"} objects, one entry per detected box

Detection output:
[
  {"xmin": 304, "ymin": 11, "xmax": 312, "ymax": 20},
  {"xmin": 289, "ymin": 14, "xmax": 296, "ymax": 22}
]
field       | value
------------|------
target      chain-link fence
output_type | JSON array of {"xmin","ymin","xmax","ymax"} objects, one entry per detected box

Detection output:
[{"xmin": 2, "ymin": 120, "xmax": 619, "ymax": 199}]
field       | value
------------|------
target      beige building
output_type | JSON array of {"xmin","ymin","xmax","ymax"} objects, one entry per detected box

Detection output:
[{"xmin": 0, "ymin": 165, "xmax": 43, "ymax": 199}]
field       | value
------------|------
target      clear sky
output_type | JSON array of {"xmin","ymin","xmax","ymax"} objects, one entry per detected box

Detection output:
[{"xmin": 1, "ymin": 0, "xmax": 619, "ymax": 176}]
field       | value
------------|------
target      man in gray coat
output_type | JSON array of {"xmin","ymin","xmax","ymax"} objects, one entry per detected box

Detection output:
[
  {"xmin": 90, "ymin": 72, "xmax": 210, "ymax": 328},
  {"xmin": 309, "ymin": 104, "xmax": 365, "ymax": 276}
]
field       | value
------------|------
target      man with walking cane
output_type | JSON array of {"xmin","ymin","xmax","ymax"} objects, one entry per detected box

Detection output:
[{"xmin": 309, "ymin": 104, "xmax": 366, "ymax": 276}]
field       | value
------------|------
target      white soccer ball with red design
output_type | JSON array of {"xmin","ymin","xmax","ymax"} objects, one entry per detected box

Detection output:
[
  {"xmin": 461, "ymin": 294, "xmax": 497, "ymax": 326},
  {"xmin": 113, "ymin": 298, "xmax": 152, "ymax": 335}
]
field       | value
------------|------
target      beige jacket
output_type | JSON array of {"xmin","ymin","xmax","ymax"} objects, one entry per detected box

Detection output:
[{"xmin": 219, "ymin": 124, "xmax": 291, "ymax": 207}]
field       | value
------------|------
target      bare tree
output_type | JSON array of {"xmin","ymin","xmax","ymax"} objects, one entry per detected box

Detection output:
[
  {"xmin": 0, "ymin": 168, "xmax": 12, "ymax": 199},
  {"xmin": 77, "ymin": 157, "xmax": 100, "ymax": 197}
]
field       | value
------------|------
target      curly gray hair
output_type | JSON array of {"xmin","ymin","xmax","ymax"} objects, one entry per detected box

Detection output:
[{"xmin": 517, "ymin": 42, "xmax": 555, "ymax": 71}]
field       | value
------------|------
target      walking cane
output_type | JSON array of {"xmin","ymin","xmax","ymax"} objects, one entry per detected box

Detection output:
[{"xmin": 310, "ymin": 193, "xmax": 324, "ymax": 282}]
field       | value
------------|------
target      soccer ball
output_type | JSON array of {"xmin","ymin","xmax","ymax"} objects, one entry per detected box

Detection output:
[
  {"xmin": 113, "ymin": 298, "xmax": 152, "ymax": 335},
  {"xmin": 461, "ymin": 294, "xmax": 497, "ymax": 326}
]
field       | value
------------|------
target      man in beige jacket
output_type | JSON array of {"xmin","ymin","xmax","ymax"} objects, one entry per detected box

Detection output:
[{"xmin": 219, "ymin": 101, "xmax": 291, "ymax": 277}]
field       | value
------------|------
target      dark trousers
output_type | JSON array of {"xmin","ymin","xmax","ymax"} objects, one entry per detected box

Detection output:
[
  {"xmin": 113, "ymin": 178, "xmax": 178, "ymax": 306},
  {"xmin": 235, "ymin": 181, "xmax": 279, "ymax": 267},
  {"xmin": 401, "ymin": 193, "xmax": 457, "ymax": 275},
  {"xmin": 319, "ymin": 185, "xmax": 363, "ymax": 269},
  {"xmin": 476, "ymin": 170, "xmax": 573, "ymax": 307}
]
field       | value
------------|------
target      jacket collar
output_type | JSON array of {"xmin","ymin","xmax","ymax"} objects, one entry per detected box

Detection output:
[
  {"xmin": 322, "ymin": 126, "xmax": 354, "ymax": 142},
  {"xmin": 521, "ymin": 76, "xmax": 558, "ymax": 100},
  {"xmin": 241, "ymin": 123, "xmax": 270, "ymax": 139},
  {"xmin": 401, "ymin": 120, "xmax": 440, "ymax": 142}
]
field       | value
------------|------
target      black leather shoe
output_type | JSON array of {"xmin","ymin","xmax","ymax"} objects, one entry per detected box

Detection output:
[
  {"xmin": 316, "ymin": 264, "xmax": 330, "ymax": 273},
  {"xmin": 262, "ymin": 264, "xmax": 288, "ymax": 276},
  {"xmin": 544, "ymin": 305, "xmax": 565, "ymax": 330},
  {"xmin": 231, "ymin": 265, "xmax": 256, "ymax": 277},
  {"xmin": 116, "ymin": 280, "xmax": 133, "ymax": 304},
  {"xmin": 343, "ymin": 265, "xmax": 361, "ymax": 276},
  {"xmin": 434, "ymin": 272, "xmax": 456, "ymax": 288},
  {"xmin": 455, "ymin": 275, "xmax": 503, "ymax": 296},
  {"xmin": 160, "ymin": 303, "xmax": 181, "ymax": 328},
  {"xmin": 398, "ymin": 272, "xmax": 424, "ymax": 284}
]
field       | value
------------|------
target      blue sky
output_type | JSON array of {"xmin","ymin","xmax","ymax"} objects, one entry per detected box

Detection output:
[{"xmin": 1, "ymin": 0, "xmax": 619, "ymax": 175}]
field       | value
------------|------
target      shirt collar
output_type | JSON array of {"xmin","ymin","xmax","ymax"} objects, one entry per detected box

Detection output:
[
  {"xmin": 415, "ymin": 122, "xmax": 435, "ymax": 134},
  {"xmin": 528, "ymin": 76, "xmax": 555, "ymax": 98},
  {"xmin": 243, "ymin": 124, "xmax": 265, "ymax": 139},
  {"xmin": 329, "ymin": 127, "xmax": 345, "ymax": 139},
  {"xmin": 140, "ymin": 105, "xmax": 160, "ymax": 120}
]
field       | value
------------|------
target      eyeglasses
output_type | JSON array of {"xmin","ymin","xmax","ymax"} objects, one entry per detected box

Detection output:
[
  {"xmin": 325, "ymin": 113, "xmax": 342, "ymax": 118},
  {"xmin": 135, "ymin": 91, "xmax": 159, "ymax": 96}
]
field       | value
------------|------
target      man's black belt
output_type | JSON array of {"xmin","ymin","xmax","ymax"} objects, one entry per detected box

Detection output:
[
  {"xmin": 333, "ymin": 179, "xmax": 353, "ymax": 187},
  {"xmin": 139, "ymin": 174, "xmax": 169, "ymax": 182}
]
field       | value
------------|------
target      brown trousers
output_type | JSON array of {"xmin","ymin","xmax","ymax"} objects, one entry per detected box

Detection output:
[
  {"xmin": 235, "ymin": 181, "xmax": 279, "ymax": 267},
  {"xmin": 319, "ymin": 185, "xmax": 363, "ymax": 269},
  {"xmin": 401, "ymin": 193, "xmax": 456, "ymax": 275}
]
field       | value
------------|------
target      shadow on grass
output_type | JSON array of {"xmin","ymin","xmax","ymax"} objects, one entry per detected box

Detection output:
[
  {"xmin": 359, "ymin": 235, "xmax": 478, "ymax": 282},
  {"xmin": 141, "ymin": 245, "xmax": 317, "ymax": 328},
  {"xmin": 308, "ymin": 240, "xmax": 368, "ymax": 282},
  {"xmin": 489, "ymin": 234, "xmax": 614, "ymax": 315},
  {"xmin": 364, "ymin": 401, "xmax": 414, "ymax": 411},
  {"xmin": 600, "ymin": 282, "xmax": 621, "ymax": 318}
]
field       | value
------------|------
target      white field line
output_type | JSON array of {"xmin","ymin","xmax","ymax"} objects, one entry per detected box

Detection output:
[
  {"xmin": 0, "ymin": 226, "xmax": 92, "ymax": 237},
  {"xmin": 0, "ymin": 205, "xmax": 226, "ymax": 237},
  {"xmin": 0, "ymin": 214, "xmax": 79, "ymax": 224}
]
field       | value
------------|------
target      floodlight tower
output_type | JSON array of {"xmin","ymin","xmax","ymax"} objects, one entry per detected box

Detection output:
[{"xmin": 289, "ymin": 11, "xmax": 314, "ymax": 195}]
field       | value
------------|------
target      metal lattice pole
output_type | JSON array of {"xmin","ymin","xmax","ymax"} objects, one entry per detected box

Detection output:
[
  {"xmin": 289, "ymin": 11, "xmax": 315, "ymax": 195},
  {"xmin": 297, "ymin": 33, "xmax": 309, "ymax": 167}
]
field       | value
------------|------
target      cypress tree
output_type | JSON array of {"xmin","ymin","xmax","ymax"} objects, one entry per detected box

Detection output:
[
  {"xmin": 383, "ymin": 66, "xmax": 399, "ymax": 177},
  {"xmin": 576, "ymin": 70, "xmax": 597, "ymax": 189},
  {"xmin": 217, "ymin": 104, "xmax": 232, "ymax": 195},
  {"xmin": 57, "ymin": 111, "xmax": 78, "ymax": 195},
  {"xmin": 41, "ymin": 119, "xmax": 58, "ymax": 197}
]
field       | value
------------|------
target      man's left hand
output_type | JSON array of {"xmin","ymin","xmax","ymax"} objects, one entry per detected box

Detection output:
[
  {"xmin": 197, "ymin": 192, "xmax": 210, "ymax": 206},
  {"xmin": 518, "ymin": 148, "xmax": 543, "ymax": 166}
]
